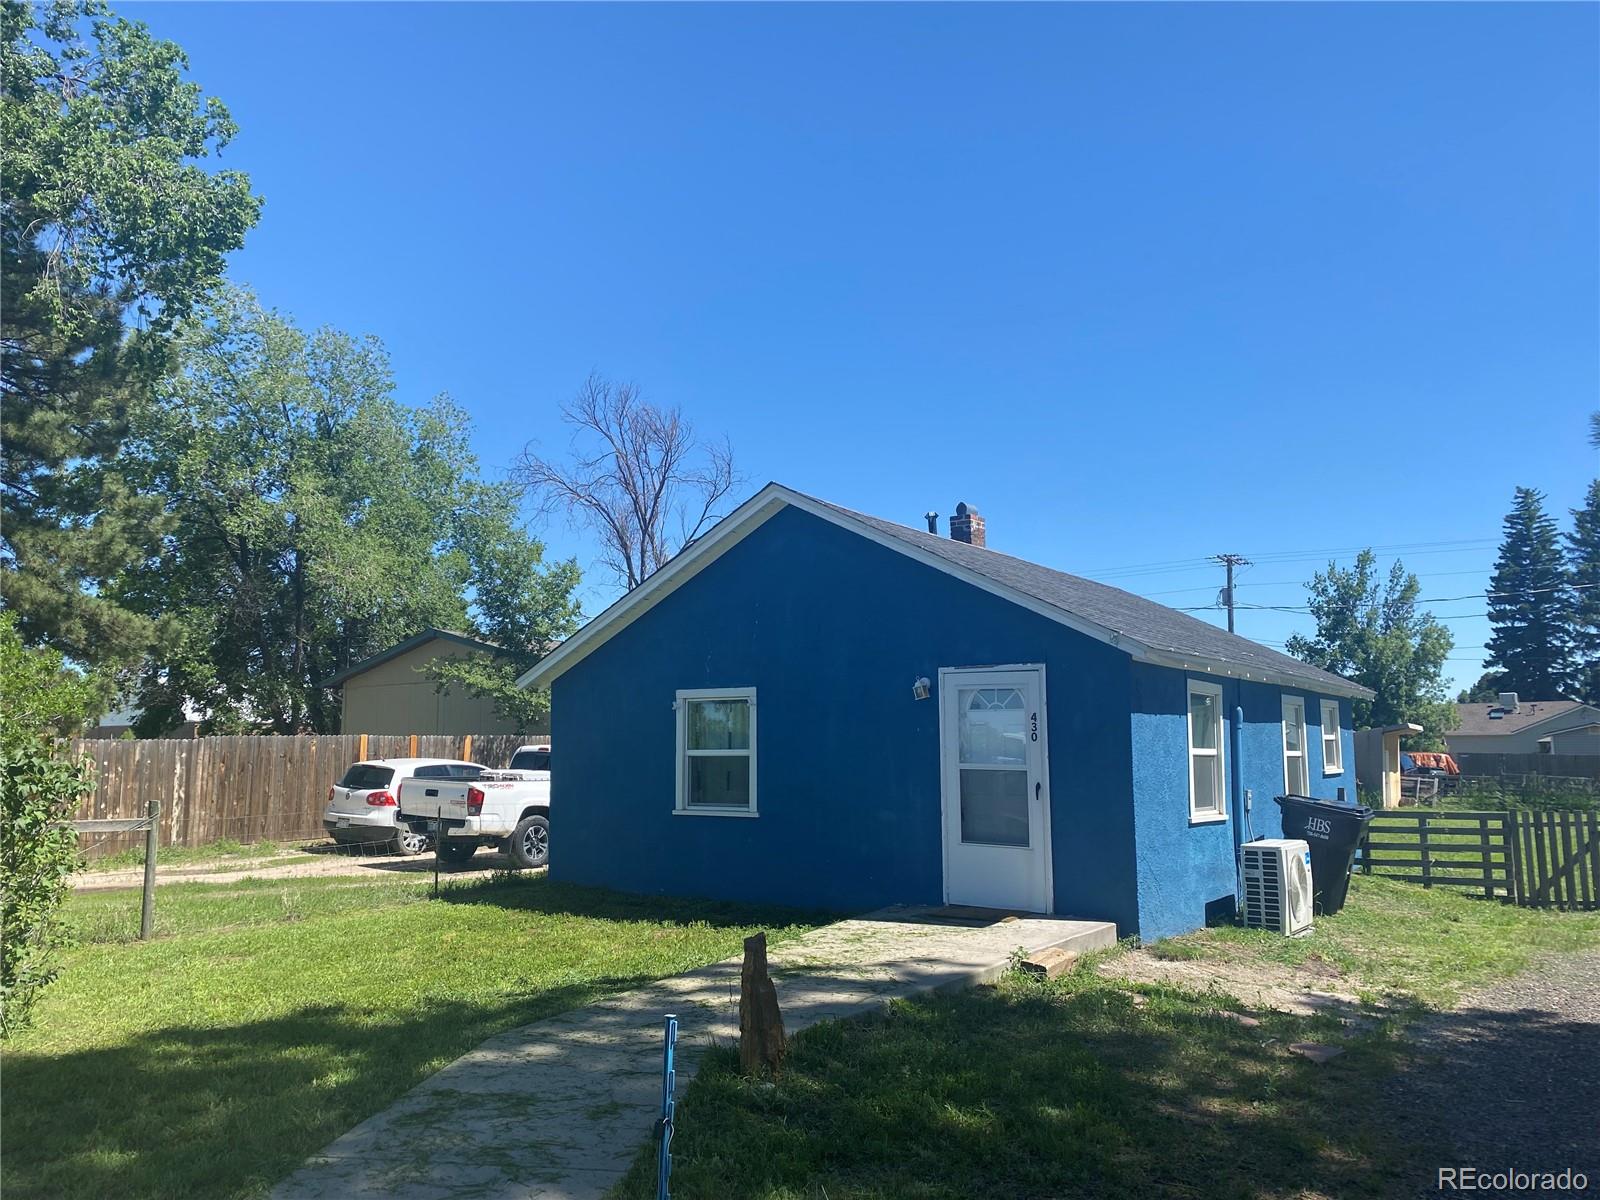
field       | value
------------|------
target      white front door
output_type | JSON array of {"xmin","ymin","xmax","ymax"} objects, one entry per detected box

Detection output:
[{"xmin": 939, "ymin": 665, "xmax": 1052, "ymax": 913}]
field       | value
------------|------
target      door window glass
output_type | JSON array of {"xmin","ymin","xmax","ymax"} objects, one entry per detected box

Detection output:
[
  {"xmin": 959, "ymin": 769, "xmax": 1029, "ymax": 846},
  {"xmin": 959, "ymin": 688, "xmax": 1027, "ymax": 765},
  {"xmin": 957, "ymin": 686, "xmax": 1031, "ymax": 846}
]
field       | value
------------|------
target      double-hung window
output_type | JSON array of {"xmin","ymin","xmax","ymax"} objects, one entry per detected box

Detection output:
[
  {"xmin": 1186, "ymin": 679, "xmax": 1226, "ymax": 823},
  {"xmin": 675, "ymin": 688, "xmax": 757, "ymax": 815},
  {"xmin": 1320, "ymin": 699, "xmax": 1343, "ymax": 774},
  {"xmin": 1282, "ymin": 696, "xmax": 1309, "ymax": 796}
]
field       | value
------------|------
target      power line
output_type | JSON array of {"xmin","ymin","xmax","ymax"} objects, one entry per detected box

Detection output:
[
  {"xmin": 1181, "ymin": 580, "xmax": 1596, "ymax": 615},
  {"xmin": 1082, "ymin": 536, "xmax": 1497, "ymax": 581},
  {"xmin": 1138, "ymin": 567, "xmax": 1495, "ymax": 598}
]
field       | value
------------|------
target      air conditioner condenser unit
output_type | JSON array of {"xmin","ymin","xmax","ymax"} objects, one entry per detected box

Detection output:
[{"xmin": 1241, "ymin": 839, "xmax": 1313, "ymax": 937}]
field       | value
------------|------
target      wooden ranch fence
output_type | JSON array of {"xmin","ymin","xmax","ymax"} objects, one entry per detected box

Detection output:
[
  {"xmin": 68, "ymin": 733, "xmax": 541, "ymax": 859},
  {"xmin": 1359, "ymin": 809, "xmax": 1599, "ymax": 910},
  {"xmin": 1359, "ymin": 810, "xmax": 1512, "ymax": 899},
  {"xmin": 1507, "ymin": 808, "xmax": 1600, "ymax": 911}
]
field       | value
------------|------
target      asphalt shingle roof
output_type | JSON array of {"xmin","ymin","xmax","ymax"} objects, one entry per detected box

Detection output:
[
  {"xmin": 812, "ymin": 495, "xmax": 1373, "ymax": 700},
  {"xmin": 1450, "ymin": 700, "xmax": 1591, "ymax": 738}
]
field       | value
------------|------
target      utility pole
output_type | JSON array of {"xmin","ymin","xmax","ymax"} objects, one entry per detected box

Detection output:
[{"xmin": 1212, "ymin": 553, "xmax": 1251, "ymax": 633}]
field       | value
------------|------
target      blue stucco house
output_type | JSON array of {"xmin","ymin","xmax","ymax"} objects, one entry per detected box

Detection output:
[{"xmin": 519, "ymin": 484, "xmax": 1372, "ymax": 940}]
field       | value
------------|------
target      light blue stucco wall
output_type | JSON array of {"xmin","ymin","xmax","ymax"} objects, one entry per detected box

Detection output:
[
  {"xmin": 1129, "ymin": 663, "xmax": 1358, "ymax": 940},
  {"xmin": 550, "ymin": 505, "xmax": 1144, "ymax": 930}
]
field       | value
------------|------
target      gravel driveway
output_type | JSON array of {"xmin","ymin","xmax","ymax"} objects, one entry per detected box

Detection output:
[
  {"xmin": 1388, "ymin": 949, "xmax": 1600, "ymax": 1197},
  {"xmin": 73, "ymin": 844, "xmax": 516, "ymax": 891}
]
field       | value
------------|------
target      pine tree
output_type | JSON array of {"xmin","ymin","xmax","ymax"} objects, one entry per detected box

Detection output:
[
  {"xmin": 1, "ymin": 1, "xmax": 261, "ymax": 666},
  {"xmin": 1566, "ymin": 480, "xmax": 1600, "ymax": 704},
  {"xmin": 1484, "ymin": 487, "xmax": 1575, "ymax": 699}
]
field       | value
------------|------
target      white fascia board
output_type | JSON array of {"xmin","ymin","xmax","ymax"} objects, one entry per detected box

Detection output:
[
  {"xmin": 1138, "ymin": 648, "xmax": 1376, "ymax": 702},
  {"xmin": 781, "ymin": 492, "xmax": 1374, "ymax": 701},
  {"xmin": 516, "ymin": 486, "xmax": 791, "ymax": 690},
  {"xmin": 773, "ymin": 490, "xmax": 1156, "ymax": 661},
  {"xmin": 519, "ymin": 481, "xmax": 1375, "ymax": 703}
]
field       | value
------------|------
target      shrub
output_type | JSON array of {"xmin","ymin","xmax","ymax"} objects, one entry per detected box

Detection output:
[{"xmin": 0, "ymin": 615, "xmax": 101, "ymax": 1035}]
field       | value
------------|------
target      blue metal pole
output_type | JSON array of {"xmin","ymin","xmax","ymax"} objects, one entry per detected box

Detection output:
[{"xmin": 656, "ymin": 1014, "xmax": 678, "ymax": 1200}]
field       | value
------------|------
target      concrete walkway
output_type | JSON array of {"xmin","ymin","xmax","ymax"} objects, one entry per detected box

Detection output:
[{"xmin": 272, "ymin": 906, "xmax": 1116, "ymax": 1200}]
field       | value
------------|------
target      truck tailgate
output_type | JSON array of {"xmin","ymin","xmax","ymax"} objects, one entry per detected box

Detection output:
[{"xmin": 399, "ymin": 780, "xmax": 472, "ymax": 820}]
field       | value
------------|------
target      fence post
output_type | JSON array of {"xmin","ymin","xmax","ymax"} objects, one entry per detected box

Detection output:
[
  {"xmin": 1534, "ymin": 812, "xmax": 1552, "ymax": 907},
  {"xmin": 1504, "ymin": 810, "xmax": 1522, "ymax": 906},
  {"xmin": 1580, "ymin": 812, "xmax": 1593, "ymax": 908},
  {"xmin": 140, "ymin": 797, "xmax": 159, "ymax": 939},
  {"xmin": 461, "ymin": 734, "xmax": 473, "ymax": 763},
  {"xmin": 1479, "ymin": 815, "xmax": 1494, "ymax": 899},
  {"xmin": 1418, "ymin": 812, "xmax": 1432, "ymax": 888}
]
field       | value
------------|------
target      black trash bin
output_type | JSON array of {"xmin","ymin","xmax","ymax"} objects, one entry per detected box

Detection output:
[{"xmin": 1274, "ymin": 794, "xmax": 1374, "ymax": 915}]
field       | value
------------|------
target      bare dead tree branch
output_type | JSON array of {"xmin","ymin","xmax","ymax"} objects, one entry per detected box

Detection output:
[{"xmin": 514, "ymin": 374, "xmax": 742, "ymax": 591}]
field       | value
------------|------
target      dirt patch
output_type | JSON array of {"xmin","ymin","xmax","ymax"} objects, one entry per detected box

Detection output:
[
  {"xmin": 1099, "ymin": 945, "xmax": 1370, "ymax": 1018},
  {"xmin": 72, "ymin": 845, "xmax": 518, "ymax": 891}
]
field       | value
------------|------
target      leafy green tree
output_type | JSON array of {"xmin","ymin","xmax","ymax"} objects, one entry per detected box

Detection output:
[
  {"xmin": 1456, "ymin": 671, "xmax": 1508, "ymax": 704},
  {"xmin": 1, "ymin": 0, "xmax": 261, "ymax": 665},
  {"xmin": 114, "ymin": 289, "xmax": 572, "ymax": 732},
  {"xmin": 1566, "ymin": 480, "xmax": 1600, "ymax": 704},
  {"xmin": 1286, "ymin": 550, "xmax": 1455, "ymax": 747},
  {"xmin": 1485, "ymin": 487, "xmax": 1575, "ymax": 699},
  {"xmin": 0, "ymin": 612, "xmax": 102, "ymax": 1034},
  {"xmin": 425, "ymin": 489, "xmax": 582, "ymax": 730}
]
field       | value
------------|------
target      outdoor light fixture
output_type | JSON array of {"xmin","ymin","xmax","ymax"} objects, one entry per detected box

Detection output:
[{"xmin": 912, "ymin": 676, "xmax": 931, "ymax": 701}]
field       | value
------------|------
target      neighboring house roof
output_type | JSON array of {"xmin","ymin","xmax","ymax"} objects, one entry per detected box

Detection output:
[
  {"xmin": 518, "ymin": 483, "xmax": 1374, "ymax": 700},
  {"xmin": 321, "ymin": 628, "xmax": 502, "ymax": 689},
  {"xmin": 1448, "ymin": 700, "xmax": 1596, "ymax": 739}
]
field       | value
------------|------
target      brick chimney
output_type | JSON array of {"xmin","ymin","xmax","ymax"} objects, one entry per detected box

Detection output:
[{"xmin": 949, "ymin": 501, "xmax": 985, "ymax": 547}]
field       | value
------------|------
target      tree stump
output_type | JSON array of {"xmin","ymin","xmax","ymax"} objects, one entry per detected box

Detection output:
[{"xmin": 739, "ymin": 931, "xmax": 786, "ymax": 1076}]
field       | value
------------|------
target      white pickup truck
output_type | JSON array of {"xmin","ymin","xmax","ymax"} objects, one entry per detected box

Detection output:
[{"xmin": 397, "ymin": 747, "xmax": 550, "ymax": 868}]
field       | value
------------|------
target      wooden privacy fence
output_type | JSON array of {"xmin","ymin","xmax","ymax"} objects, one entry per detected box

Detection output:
[
  {"xmin": 68, "ymin": 733, "xmax": 541, "ymax": 859},
  {"xmin": 1453, "ymin": 753, "xmax": 1600, "ymax": 782},
  {"xmin": 1359, "ymin": 809, "xmax": 1599, "ymax": 910}
]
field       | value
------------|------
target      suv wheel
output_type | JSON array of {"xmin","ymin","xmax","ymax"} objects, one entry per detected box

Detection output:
[
  {"xmin": 393, "ymin": 827, "xmax": 429, "ymax": 856},
  {"xmin": 508, "ymin": 813, "xmax": 549, "ymax": 870}
]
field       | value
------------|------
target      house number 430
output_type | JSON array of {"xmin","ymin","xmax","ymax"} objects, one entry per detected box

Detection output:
[{"xmin": 1030, "ymin": 712, "xmax": 1038, "ymax": 742}]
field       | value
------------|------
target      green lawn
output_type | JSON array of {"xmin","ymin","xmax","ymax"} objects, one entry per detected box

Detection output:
[
  {"xmin": 1179, "ymin": 873, "xmax": 1600, "ymax": 1006},
  {"xmin": 612, "ymin": 878, "xmax": 1600, "ymax": 1200},
  {"xmin": 3, "ymin": 873, "xmax": 826, "ymax": 1200}
]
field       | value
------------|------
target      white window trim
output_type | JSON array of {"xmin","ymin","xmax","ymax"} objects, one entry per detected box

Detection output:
[
  {"xmin": 1186, "ymin": 678, "xmax": 1228, "ymax": 825},
  {"xmin": 1282, "ymin": 695, "xmax": 1308, "ymax": 796},
  {"xmin": 674, "ymin": 687, "xmax": 758, "ymax": 817},
  {"xmin": 1320, "ymin": 699, "xmax": 1343, "ymax": 775}
]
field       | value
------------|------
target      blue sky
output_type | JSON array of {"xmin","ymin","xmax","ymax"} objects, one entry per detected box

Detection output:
[{"xmin": 135, "ymin": 2, "xmax": 1597, "ymax": 693}]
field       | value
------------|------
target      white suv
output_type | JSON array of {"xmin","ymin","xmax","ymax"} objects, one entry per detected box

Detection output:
[{"xmin": 323, "ymin": 758, "xmax": 482, "ymax": 854}]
